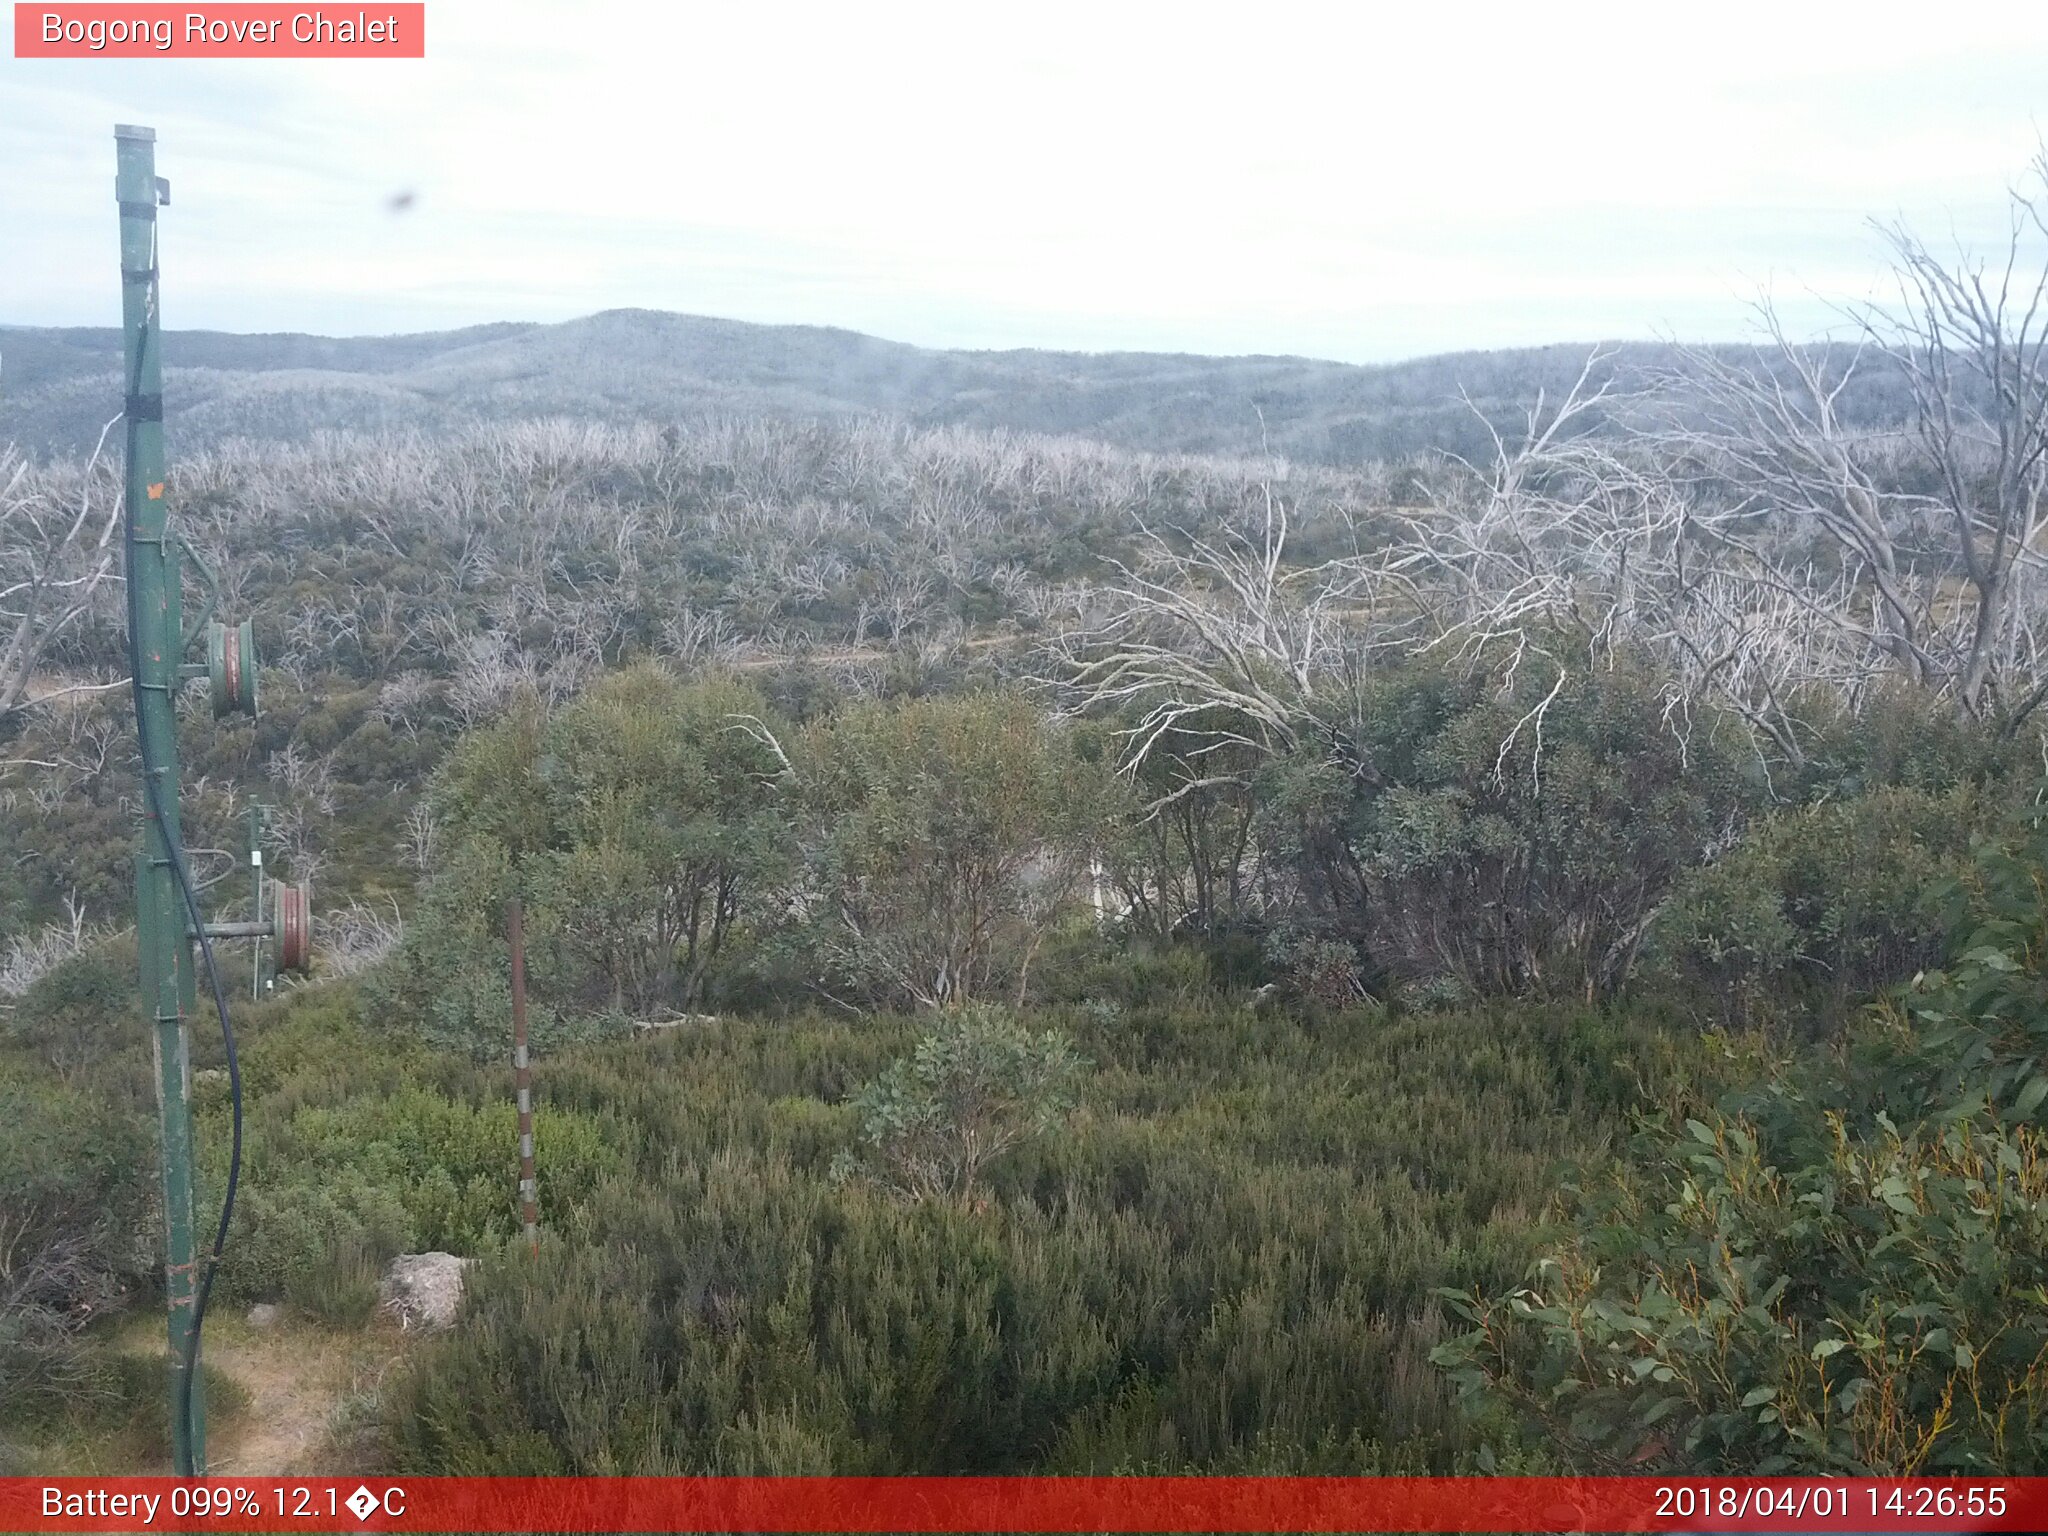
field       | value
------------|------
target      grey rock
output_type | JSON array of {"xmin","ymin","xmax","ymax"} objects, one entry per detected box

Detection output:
[{"xmin": 377, "ymin": 1251, "xmax": 470, "ymax": 1332}]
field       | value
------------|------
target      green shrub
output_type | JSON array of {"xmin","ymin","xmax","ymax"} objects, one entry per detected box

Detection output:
[
  {"xmin": 1271, "ymin": 934, "xmax": 1374, "ymax": 1009},
  {"xmin": 195, "ymin": 992, "xmax": 626, "ymax": 1310},
  {"xmin": 285, "ymin": 1229, "xmax": 389, "ymax": 1327},
  {"xmin": 1643, "ymin": 784, "xmax": 1990, "ymax": 1031},
  {"xmin": 797, "ymin": 693, "xmax": 1127, "ymax": 1010},
  {"xmin": 831, "ymin": 1006, "xmax": 1087, "ymax": 1201},
  {"xmin": 373, "ymin": 668, "xmax": 795, "ymax": 1053},
  {"xmin": 1258, "ymin": 656, "xmax": 1759, "ymax": 1004},
  {"xmin": 1437, "ymin": 1107, "xmax": 2047, "ymax": 1474},
  {"xmin": 1024, "ymin": 924, "xmax": 1214, "ymax": 1013},
  {"xmin": 362, "ymin": 836, "xmax": 594, "ymax": 1061},
  {"xmin": 0, "ymin": 1064, "xmax": 153, "ymax": 1422},
  {"xmin": 212, "ymin": 1086, "xmax": 623, "ymax": 1307},
  {"xmin": 226, "ymin": 1169, "xmax": 415, "ymax": 1313},
  {"xmin": 2, "ymin": 940, "xmax": 145, "ymax": 1086},
  {"xmin": 1795, "ymin": 683, "xmax": 2033, "ymax": 799}
]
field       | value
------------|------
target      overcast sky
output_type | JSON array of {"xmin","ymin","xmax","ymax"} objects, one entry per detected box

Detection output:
[{"xmin": 4, "ymin": 0, "xmax": 2048, "ymax": 363}]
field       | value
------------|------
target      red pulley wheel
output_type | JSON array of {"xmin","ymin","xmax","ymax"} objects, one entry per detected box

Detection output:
[{"xmin": 274, "ymin": 880, "xmax": 312, "ymax": 974}]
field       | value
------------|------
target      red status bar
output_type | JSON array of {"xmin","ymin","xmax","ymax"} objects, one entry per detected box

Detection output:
[{"xmin": 8, "ymin": 1476, "xmax": 2046, "ymax": 1533}]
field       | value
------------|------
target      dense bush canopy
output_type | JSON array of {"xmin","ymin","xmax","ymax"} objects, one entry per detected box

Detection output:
[{"xmin": 1435, "ymin": 805, "xmax": 2048, "ymax": 1474}]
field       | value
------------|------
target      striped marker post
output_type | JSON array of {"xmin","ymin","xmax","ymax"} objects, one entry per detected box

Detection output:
[{"xmin": 507, "ymin": 897, "xmax": 538, "ymax": 1255}]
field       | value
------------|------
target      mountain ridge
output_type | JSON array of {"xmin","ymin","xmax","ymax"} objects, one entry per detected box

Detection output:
[{"xmin": 0, "ymin": 308, "xmax": 1771, "ymax": 464}]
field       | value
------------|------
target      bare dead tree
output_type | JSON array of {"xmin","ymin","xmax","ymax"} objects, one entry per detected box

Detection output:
[
  {"xmin": 0, "ymin": 903, "xmax": 106, "ymax": 1005},
  {"xmin": 1641, "ymin": 152, "xmax": 2048, "ymax": 737},
  {"xmin": 1875, "ymin": 155, "xmax": 2048, "ymax": 722},
  {"xmin": 318, "ymin": 898, "xmax": 405, "ymax": 977},
  {"xmin": 659, "ymin": 605, "xmax": 741, "ymax": 668},
  {"xmin": 878, "ymin": 568, "xmax": 936, "ymax": 645},
  {"xmin": 1396, "ymin": 352, "xmax": 1646, "ymax": 662},
  {"xmin": 0, "ymin": 424, "xmax": 124, "ymax": 720},
  {"xmin": 399, "ymin": 800, "xmax": 440, "ymax": 875},
  {"xmin": 445, "ymin": 631, "xmax": 532, "ymax": 728},
  {"xmin": 1050, "ymin": 486, "xmax": 1416, "ymax": 813},
  {"xmin": 370, "ymin": 669, "xmax": 442, "ymax": 740}
]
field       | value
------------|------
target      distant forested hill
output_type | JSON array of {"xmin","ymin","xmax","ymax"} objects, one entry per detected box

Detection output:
[{"xmin": 0, "ymin": 310, "xmax": 1906, "ymax": 465}]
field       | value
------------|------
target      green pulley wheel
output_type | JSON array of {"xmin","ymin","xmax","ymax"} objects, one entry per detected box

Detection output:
[{"xmin": 207, "ymin": 618, "xmax": 258, "ymax": 718}]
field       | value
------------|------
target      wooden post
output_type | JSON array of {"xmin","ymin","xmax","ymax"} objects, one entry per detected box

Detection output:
[{"xmin": 508, "ymin": 898, "xmax": 538, "ymax": 1255}]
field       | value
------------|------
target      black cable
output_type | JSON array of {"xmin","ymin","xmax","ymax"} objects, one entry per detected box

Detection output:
[{"xmin": 121, "ymin": 224, "xmax": 244, "ymax": 1474}]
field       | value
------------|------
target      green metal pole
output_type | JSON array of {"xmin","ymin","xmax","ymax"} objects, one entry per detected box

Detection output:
[
  {"xmin": 248, "ymin": 803, "xmax": 266, "ymax": 1001},
  {"xmin": 117, "ymin": 122, "xmax": 206, "ymax": 1477}
]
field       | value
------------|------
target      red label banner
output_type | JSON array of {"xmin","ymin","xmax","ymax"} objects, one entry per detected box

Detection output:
[
  {"xmin": 4, "ymin": 1476, "xmax": 2046, "ymax": 1533},
  {"xmin": 13, "ymin": 4, "xmax": 424, "ymax": 57}
]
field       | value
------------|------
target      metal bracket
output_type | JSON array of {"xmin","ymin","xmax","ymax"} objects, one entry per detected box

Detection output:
[{"xmin": 174, "ymin": 533, "xmax": 220, "ymax": 654}]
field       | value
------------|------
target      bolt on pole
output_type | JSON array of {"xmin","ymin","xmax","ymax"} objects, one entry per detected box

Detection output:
[{"xmin": 116, "ymin": 121, "xmax": 206, "ymax": 1477}]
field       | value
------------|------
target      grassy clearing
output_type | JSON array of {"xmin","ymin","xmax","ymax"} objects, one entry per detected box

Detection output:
[{"xmin": 5, "ymin": 1309, "xmax": 400, "ymax": 1476}]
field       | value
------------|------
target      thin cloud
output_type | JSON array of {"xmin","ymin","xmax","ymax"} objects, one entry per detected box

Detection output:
[{"xmin": 4, "ymin": 0, "xmax": 2048, "ymax": 360}]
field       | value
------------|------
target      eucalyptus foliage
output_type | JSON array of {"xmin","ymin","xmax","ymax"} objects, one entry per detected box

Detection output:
[
  {"xmin": 831, "ymin": 1006, "xmax": 1087, "ymax": 1201},
  {"xmin": 1434, "ymin": 802, "xmax": 2048, "ymax": 1473}
]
